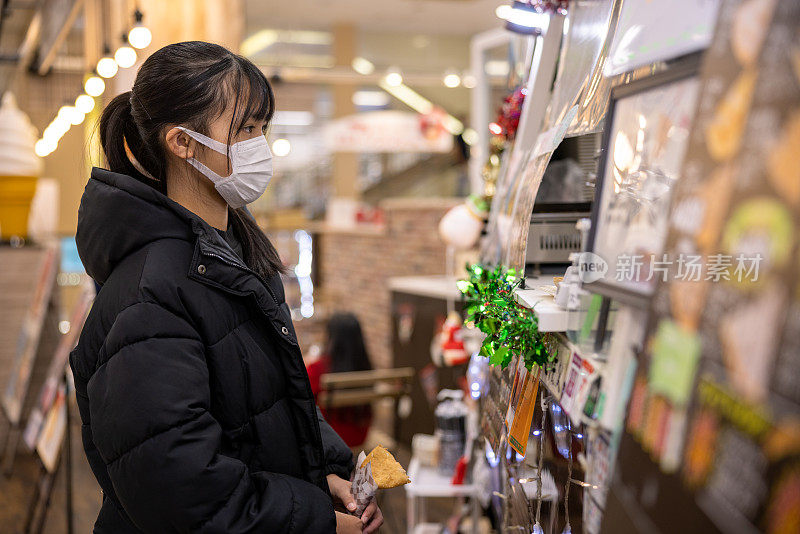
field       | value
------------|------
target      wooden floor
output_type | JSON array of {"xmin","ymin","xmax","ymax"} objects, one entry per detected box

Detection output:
[{"xmin": 0, "ymin": 396, "xmax": 101, "ymax": 534}]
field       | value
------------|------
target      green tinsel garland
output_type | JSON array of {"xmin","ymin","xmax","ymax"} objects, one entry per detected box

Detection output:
[{"xmin": 457, "ymin": 263, "xmax": 553, "ymax": 370}]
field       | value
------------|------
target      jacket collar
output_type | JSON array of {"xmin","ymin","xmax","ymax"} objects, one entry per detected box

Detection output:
[{"xmin": 77, "ymin": 168, "xmax": 297, "ymax": 346}]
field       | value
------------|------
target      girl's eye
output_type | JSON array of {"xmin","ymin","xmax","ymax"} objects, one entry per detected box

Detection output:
[{"xmin": 243, "ymin": 125, "xmax": 255, "ymax": 134}]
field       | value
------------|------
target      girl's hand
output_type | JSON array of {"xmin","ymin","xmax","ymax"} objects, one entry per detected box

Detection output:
[
  {"xmin": 361, "ymin": 500, "xmax": 384, "ymax": 534},
  {"xmin": 328, "ymin": 473, "xmax": 383, "ymax": 532},
  {"xmin": 336, "ymin": 511, "xmax": 363, "ymax": 533},
  {"xmin": 327, "ymin": 474, "xmax": 357, "ymax": 513}
]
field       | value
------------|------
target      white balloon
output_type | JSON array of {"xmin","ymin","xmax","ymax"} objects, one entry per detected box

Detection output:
[{"xmin": 438, "ymin": 202, "xmax": 484, "ymax": 250}]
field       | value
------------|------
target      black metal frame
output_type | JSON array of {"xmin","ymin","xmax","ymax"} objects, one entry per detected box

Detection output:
[
  {"xmin": 23, "ymin": 367, "xmax": 74, "ymax": 534},
  {"xmin": 585, "ymin": 54, "xmax": 702, "ymax": 308}
]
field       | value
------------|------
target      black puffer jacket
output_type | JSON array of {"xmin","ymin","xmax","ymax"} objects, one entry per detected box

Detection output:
[{"xmin": 70, "ymin": 168, "xmax": 354, "ymax": 533}]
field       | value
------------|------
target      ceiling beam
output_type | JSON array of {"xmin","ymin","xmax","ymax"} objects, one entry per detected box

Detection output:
[
  {"xmin": 34, "ymin": 0, "xmax": 83, "ymax": 75},
  {"xmin": 259, "ymin": 63, "xmax": 504, "ymax": 87}
]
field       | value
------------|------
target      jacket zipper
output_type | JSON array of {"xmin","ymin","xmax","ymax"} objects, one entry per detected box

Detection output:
[
  {"xmin": 203, "ymin": 250, "xmax": 326, "ymax": 486},
  {"xmin": 201, "ymin": 250, "xmax": 280, "ymax": 307}
]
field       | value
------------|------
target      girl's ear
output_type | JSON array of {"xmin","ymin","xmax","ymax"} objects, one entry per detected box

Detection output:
[{"xmin": 164, "ymin": 127, "xmax": 194, "ymax": 160}]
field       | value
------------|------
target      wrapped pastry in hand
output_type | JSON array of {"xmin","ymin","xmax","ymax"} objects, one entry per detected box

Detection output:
[
  {"xmin": 361, "ymin": 446, "xmax": 410, "ymax": 488},
  {"xmin": 350, "ymin": 446, "xmax": 410, "ymax": 515}
]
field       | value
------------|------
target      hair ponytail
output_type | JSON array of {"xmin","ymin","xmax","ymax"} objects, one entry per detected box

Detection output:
[{"xmin": 99, "ymin": 92, "xmax": 164, "ymax": 194}]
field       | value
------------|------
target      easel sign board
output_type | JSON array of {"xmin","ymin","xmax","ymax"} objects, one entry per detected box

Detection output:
[
  {"xmin": 23, "ymin": 281, "xmax": 94, "ymax": 450},
  {"xmin": 2, "ymin": 245, "xmax": 59, "ymax": 425},
  {"xmin": 35, "ymin": 383, "xmax": 67, "ymax": 473}
]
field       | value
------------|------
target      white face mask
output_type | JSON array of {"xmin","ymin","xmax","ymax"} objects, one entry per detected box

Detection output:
[{"xmin": 176, "ymin": 126, "xmax": 273, "ymax": 209}]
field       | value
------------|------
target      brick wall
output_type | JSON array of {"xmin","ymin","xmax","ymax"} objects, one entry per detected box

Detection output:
[{"xmin": 312, "ymin": 198, "xmax": 460, "ymax": 369}]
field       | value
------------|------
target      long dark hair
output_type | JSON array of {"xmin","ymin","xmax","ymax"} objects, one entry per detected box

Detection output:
[
  {"xmin": 98, "ymin": 40, "xmax": 285, "ymax": 278},
  {"xmin": 326, "ymin": 313, "xmax": 372, "ymax": 373}
]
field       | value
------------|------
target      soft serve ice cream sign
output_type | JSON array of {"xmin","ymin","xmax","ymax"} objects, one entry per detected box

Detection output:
[{"xmin": 0, "ymin": 92, "xmax": 43, "ymax": 240}]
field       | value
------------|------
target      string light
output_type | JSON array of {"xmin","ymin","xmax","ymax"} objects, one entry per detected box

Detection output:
[
  {"xmin": 52, "ymin": 115, "xmax": 71, "ymax": 134},
  {"xmin": 42, "ymin": 124, "xmax": 61, "ymax": 142},
  {"xmin": 55, "ymin": 104, "xmax": 84, "ymax": 126},
  {"xmin": 85, "ymin": 76, "xmax": 105, "ymax": 97},
  {"xmin": 97, "ymin": 55, "xmax": 118, "ymax": 78},
  {"xmin": 128, "ymin": 26, "xmax": 152, "ymax": 49},
  {"xmin": 115, "ymin": 44, "xmax": 137, "ymax": 68},
  {"xmin": 68, "ymin": 108, "xmax": 85, "ymax": 126},
  {"xmin": 35, "ymin": 139, "xmax": 55, "ymax": 157},
  {"xmin": 128, "ymin": 9, "xmax": 152, "ymax": 49},
  {"xmin": 75, "ymin": 94, "xmax": 95, "ymax": 114},
  {"xmin": 38, "ymin": 9, "xmax": 150, "ymax": 158},
  {"xmin": 56, "ymin": 105, "xmax": 74, "ymax": 121},
  {"xmin": 35, "ymin": 111, "xmax": 73, "ymax": 158}
]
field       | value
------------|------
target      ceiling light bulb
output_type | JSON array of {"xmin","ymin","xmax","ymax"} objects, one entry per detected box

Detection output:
[
  {"xmin": 75, "ymin": 94, "xmax": 95, "ymax": 114},
  {"xmin": 68, "ymin": 108, "xmax": 85, "ymax": 125},
  {"xmin": 271, "ymin": 111, "xmax": 314, "ymax": 126},
  {"xmin": 462, "ymin": 73, "xmax": 477, "ymax": 89},
  {"xmin": 128, "ymin": 26, "xmax": 152, "ymax": 49},
  {"xmin": 351, "ymin": 57, "xmax": 374, "ymax": 75},
  {"xmin": 54, "ymin": 115, "xmax": 71, "ymax": 130},
  {"xmin": 272, "ymin": 138, "xmax": 291, "ymax": 157},
  {"xmin": 57, "ymin": 105, "xmax": 72, "ymax": 120},
  {"xmin": 485, "ymin": 60, "xmax": 510, "ymax": 77},
  {"xmin": 385, "ymin": 70, "xmax": 403, "ymax": 87},
  {"xmin": 352, "ymin": 90, "xmax": 390, "ymax": 107},
  {"xmin": 505, "ymin": 1, "xmax": 550, "ymax": 34},
  {"xmin": 97, "ymin": 56, "xmax": 118, "ymax": 78},
  {"xmin": 85, "ymin": 76, "xmax": 105, "ymax": 97},
  {"xmin": 496, "ymin": 5, "xmax": 512, "ymax": 20},
  {"xmin": 50, "ymin": 117, "xmax": 71, "ymax": 137},
  {"xmin": 44, "ymin": 137, "xmax": 58, "ymax": 154},
  {"xmin": 35, "ymin": 139, "xmax": 50, "ymax": 157},
  {"xmin": 115, "ymin": 45, "xmax": 137, "ymax": 68},
  {"xmin": 443, "ymin": 72, "xmax": 461, "ymax": 88},
  {"xmin": 461, "ymin": 128, "xmax": 479, "ymax": 146},
  {"xmin": 43, "ymin": 125, "xmax": 59, "ymax": 142}
]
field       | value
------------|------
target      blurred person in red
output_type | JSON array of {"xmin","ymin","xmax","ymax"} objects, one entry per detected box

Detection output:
[{"xmin": 307, "ymin": 312, "xmax": 373, "ymax": 448}]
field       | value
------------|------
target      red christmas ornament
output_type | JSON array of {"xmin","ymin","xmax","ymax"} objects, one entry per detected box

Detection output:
[
  {"xmin": 440, "ymin": 312, "xmax": 468, "ymax": 366},
  {"xmin": 521, "ymin": 0, "xmax": 569, "ymax": 15},
  {"xmin": 419, "ymin": 107, "xmax": 447, "ymax": 140},
  {"xmin": 492, "ymin": 86, "xmax": 526, "ymax": 141}
]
